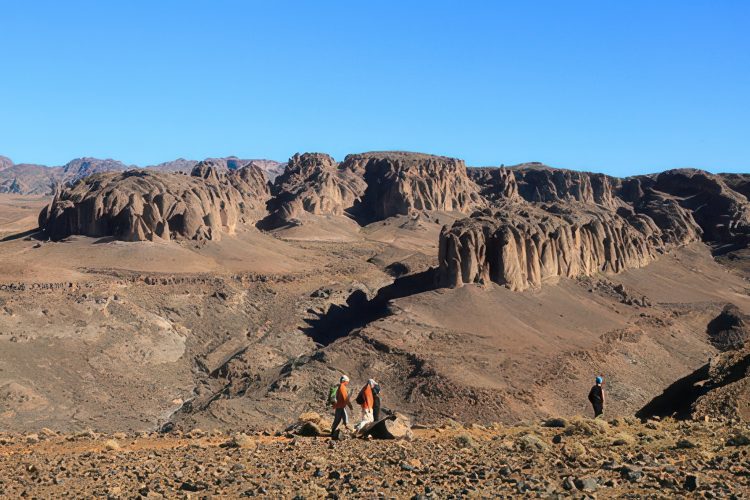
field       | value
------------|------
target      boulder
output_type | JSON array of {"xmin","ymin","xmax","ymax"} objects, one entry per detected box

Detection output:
[{"xmin": 360, "ymin": 413, "xmax": 413, "ymax": 440}]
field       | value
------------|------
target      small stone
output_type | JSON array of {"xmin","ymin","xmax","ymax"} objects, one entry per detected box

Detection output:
[
  {"xmin": 683, "ymin": 474, "xmax": 699, "ymax": 491},
  {"xmin": 574, "ymin": 477, "xmax": 598, "ymax": 492},
  {"xmin": 104, "ymin": 439, "xmax": 121, "ymax": 451}
]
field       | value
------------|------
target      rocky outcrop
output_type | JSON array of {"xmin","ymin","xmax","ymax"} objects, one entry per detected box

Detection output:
[
  {"xmin": 513, "ymin": 167, "xmax": 620, "ymax": 208},
  {"xmin": 718, "ymin": 173, "xmax": 750, "ymax": 200},
  {"xmin": 467, "ymin": 167, "xmax": 520, "ymax": 203},
  {"xmin": 39, "ymin": 163, "xmax": 270, "ymax": 242},
  {"xmin": 652, "ymin": 169, "xmax": 750, "ymax": 245},
  {"xmin": 266, "ymin": 153, "xmax": 367, "ymax": 226},
  {"xmin": 342, "ymin": 152, "xmax": 485, "ymax": 222},
  {"xmin": 0, "ymin": 155, "xmax": 12, "ymax": 172},
  {"xmin": 438, "ymin": 203, "xmax": 700, "ymax": 291},
  {"xmin": 691, "ymin": 344, "xmax": 750, "ymax": 422}
]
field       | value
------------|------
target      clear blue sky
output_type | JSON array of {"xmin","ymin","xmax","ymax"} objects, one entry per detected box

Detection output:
[{"xmin": 1, "ymin": 1, "xmax": 748, "ymax": 176}]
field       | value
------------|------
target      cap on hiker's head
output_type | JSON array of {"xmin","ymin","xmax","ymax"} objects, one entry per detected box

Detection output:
[
  {"xmin": 340, "ymin": 375, "xmax": 349, "ymax": 383},
  {"xmin": 368, "ymin": 378, "xmax": 376, "ymax": 387},
  {"xmin": 596, "ymin": 376, "xmax": 603, "ymax": 384}
]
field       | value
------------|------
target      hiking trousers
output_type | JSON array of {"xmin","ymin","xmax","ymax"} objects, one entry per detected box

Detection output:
[
  {"xmin": 331, "ymin": 408, "xmax": 349, "ymax": 434},
  {"xmin": 593, "ymin": 403, "xmax": 603, "ymax": 418}
]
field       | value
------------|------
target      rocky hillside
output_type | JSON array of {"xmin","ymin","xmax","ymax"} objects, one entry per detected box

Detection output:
[{"xmin": 39, "ymin": 162, "xmax": 270, "ymax": 242}]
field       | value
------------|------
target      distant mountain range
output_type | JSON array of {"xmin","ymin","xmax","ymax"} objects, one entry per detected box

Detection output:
[{"xmin": 0, "ymin": 155, "xmax": 285, "ymax": 195}]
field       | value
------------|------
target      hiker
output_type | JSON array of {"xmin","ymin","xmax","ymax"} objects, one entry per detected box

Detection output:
[
  {"xmin": 372, "ymin": 383, "xmax": 382, "ymax": 421},
  {"xmin": 588, "ymin": 375, "xmax": 605, "ymax": 417},
  {"xmin": 355, "ymin": 378, "xmax": 377, "ymax": 431},
  {"xmin": 331, "ymin": 375, "xmax": 353, "ymax": 435}
]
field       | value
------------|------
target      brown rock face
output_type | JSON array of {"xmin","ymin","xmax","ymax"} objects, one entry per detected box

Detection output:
[
  {"xmin": 266, "ymin": 153, "xmax": 366, "ymax": 225},
  {"xmin": 652, "ymin": 169, "xmax": 750, "ymax": 245},
  {"xmin": 514, "ymin": 167, "xmax": 619, "ymax": 208},
  {"xmin": 39, "ymin": 163, "xmax": 270, "ymax": 242},
  {"xmin": 342, "ymin": 152, "xmax": 485, "ymax": 222},
  {"xmin": 467, "ymin": 167, "xmax": 520, "ymax": 202},
  {"xmin": 438, "ymin": 203, "xmax": 700, "ymax": 291}
]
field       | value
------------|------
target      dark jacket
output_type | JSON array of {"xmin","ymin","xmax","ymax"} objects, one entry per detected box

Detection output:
[{"xmin": 588, "ymin": 385, "xmax": 603, "ymax": 406}]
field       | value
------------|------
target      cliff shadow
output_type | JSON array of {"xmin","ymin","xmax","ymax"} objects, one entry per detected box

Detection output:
[
  {"xmin": 635, "ymin": 364, "xmax": 710, "ymax": 420},
  {"xmin": 302, "ymin": 268, "xmax": 436, "ymax": 346}
]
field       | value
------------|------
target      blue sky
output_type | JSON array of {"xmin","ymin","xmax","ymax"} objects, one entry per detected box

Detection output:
[{"xmin": 0, "ymin": 1, "xmax": 748, "ymax": 176}]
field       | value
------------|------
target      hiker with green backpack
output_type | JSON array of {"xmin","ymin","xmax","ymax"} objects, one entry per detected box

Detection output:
[{"xmin": 329, "ymin": 375, "xmax": 353, "ymax": 436}]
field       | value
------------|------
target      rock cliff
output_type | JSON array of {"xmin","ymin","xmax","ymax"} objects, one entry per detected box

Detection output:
[
  {"xmin": 265, "ymin": 153, "xmax": 366, "ymax": 226},
  {"xmin": 651, "ymin": 169, "xmax": 750, "ymax": 245},
  {"xmin": 513, "ymin": 167, "xmax": 620, "ymax": 208},
  {"xmin": 39, "ymin": 163, "xmax": 270, "ymax": 242},
  {"xmin": 343, "ymin": 152, "xmax": 485, "ymax": 222},
  {"xmin": 438, "ymin": 202, "xmax": 700, "ymax": 291},
  {"xmin": 467, "ymin": 167, "xmax": 520, "ymax": 203}
]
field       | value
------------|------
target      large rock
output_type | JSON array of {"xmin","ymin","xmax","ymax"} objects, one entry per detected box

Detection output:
[
  {"xmin": 266, "ymin": 153, "xmax": 366, "ymax": 225},
  {"xmin": 342, "ymin": 152, "xmax": 486, "ymax": 222},
  {"xmin": 360, "ymin": 413, "xmax": 413, "ymax": 440},
  {"xmin": 39, "ymin": 162, "xmax": 270, "ymax": 242},
  {"xmin": 437, "ymin": 202, "xmax": 699, "ymax": 291}
]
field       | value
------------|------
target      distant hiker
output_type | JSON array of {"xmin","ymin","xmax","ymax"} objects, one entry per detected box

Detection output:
[
  {"xmin": 331, "ymin": 375, "xmax": 353, "ymax": 436},
  {"xmin": 372, "ymin": 383, "xmax": 382, "ymax": 421},
  {"xmin": 355, "ymin": 378, "xmax": 377, "ymax": 431},
  {"xmin": 588, "ymin": 376, "xmax": 605, "ymax": 417}
]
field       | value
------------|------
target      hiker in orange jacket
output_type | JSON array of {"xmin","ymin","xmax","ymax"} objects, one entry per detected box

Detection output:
[
  {"xmin": 331, "ymin": 375, "xmax": 353, "ymax": 435},
  {"xmin": 355, "ymin": 379, "xmax": 377, "ymax": 431}
]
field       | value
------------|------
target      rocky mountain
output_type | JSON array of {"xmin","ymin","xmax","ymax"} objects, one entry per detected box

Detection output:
[
  {"xmin": 39, "ymin": 161, "xmax": 270, "ymax": 242},
  {"xmin": 146, "ymin": 158, "xmax": 199, "ymax": 174},
  {"xmin": 265, "ymin": 153, "xmax": 367, "ymax": 226},
  {"xmin": 0, "ymin": 155, "xmax": 285, "ymax": 195},
  {"xmin": 0, "ymin": 155, "xmax": 12, "ymax": 172}
]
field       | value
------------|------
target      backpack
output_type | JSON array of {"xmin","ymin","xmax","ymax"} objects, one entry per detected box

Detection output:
[
  {"xmin": 355, "ymin": 386, "xmax": 366, "ymax": 405},
  {"xmin": 327, "ymin": 385, "xmax": 338, "ymax": 406}
]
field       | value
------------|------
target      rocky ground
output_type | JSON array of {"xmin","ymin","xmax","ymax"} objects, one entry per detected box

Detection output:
[{"xmin": 0, "ymin": 417, "xmax": 748, "ymax": 498}]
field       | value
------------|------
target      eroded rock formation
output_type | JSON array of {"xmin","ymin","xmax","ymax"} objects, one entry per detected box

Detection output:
[
  {"xmin": 438, "ymin": 202, "xmax": 700, "ymax": 291},
  {"xmin": 39, "ymin": 162, "xmax": 270, "ymax": 242},
  {"xmin": 342, "ymin": 152, "xmax": 485, "ymax": 222},
  {"xmin": 652, "ymin": 169, "xmax": 750, "ymax": 245},
  {"xmin": 266, "ymin": 153, "xmax": 366, "ymax": 225},
  {"xmin": 467, "ymin": 167, "xmax": 520, "ymax": 203},
  {"xmin": 513, "ymin": 167, "xmax": 619, "ymax": 208}
]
